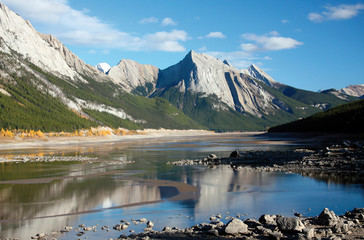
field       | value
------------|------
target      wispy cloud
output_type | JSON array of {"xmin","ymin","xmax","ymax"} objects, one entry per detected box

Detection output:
[
  {"xmin": 308, "ymin": 4, "xmax": 364, "ymax": 22},
  {"xmin": 241, "ymin": 31, "xmax": 303, "ymax": 52},
  {"xmin": 2, "ymin": 0, "xmax": 187, "ymax": 52},
  {"xmin": 139, "ymin": 17, "xmax": 158, "ymax": 24},
  {"xmin": 161, "ymin": 17, "xmax": 178, "ymax": 26},
  {"xmin": 205, "ymin": 31, "xmax": 301, "ymax": 69},
  {"xmin": 206, "ymin": 32, "xmax": 226, "ymax": 39}
]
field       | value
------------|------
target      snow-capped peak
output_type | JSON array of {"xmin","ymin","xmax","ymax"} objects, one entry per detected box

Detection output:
[{"xmin": 96, "ymin": 63, "xmax": 111, "ymax": 74}]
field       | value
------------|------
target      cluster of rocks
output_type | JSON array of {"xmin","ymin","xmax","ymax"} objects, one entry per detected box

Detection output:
[
  {"xmin": 0, "ymin": 155, "xmax": 98, "ymax": 164},
  {"xmin": 26, "ymin": 218, "xmax": 157, "ymax": 240},
  {"xmin": 21, "ymin": 208, "xmax": 363, "ymax": 240},
  {"xmin": 169, "ymin": 140, "xmax": 364, "ymax": 175},
  {"xmin": 0, "ymin": 155, "xmax": 134, "ymax": 165},
  {"xmin": 119, "ymin": 208, "xmax": 364, "ymax": 240}
]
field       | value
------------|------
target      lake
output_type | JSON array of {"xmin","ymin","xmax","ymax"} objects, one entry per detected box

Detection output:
[{"xmin": 0, "ymin": 133, "xmax": 363, "ymax": 239}]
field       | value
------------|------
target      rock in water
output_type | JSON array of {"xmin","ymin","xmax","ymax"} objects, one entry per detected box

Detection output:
[
  {"xmin": 225, "ymin": 218, "xmax": 249, "ymax": 235},
  {"xmin": 317, "ymin": 208, "xmax": 339, "ymax": 226},
  {"xmin": 230, "ymin": 150, "xmax": 240, "ymax": 158}
]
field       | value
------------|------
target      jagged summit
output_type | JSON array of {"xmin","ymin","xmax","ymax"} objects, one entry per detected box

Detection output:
[
  {"xmin": 156, "ymin": 50, "xmax": 281, "ymax": 116},
  {"xmin": 107, "ymin": 59, "xmax": 159, "ymax": 96},
  {"xmin": 243, "ymin": 64, "xmax": 279, "ymax": 88},
  {"xmin": 0, "ymin": 2, "xmax": 108, "ymax": 82},
  {"xmin": 338, "ymin": 84, "xmax": 364, "ymax": 98}
]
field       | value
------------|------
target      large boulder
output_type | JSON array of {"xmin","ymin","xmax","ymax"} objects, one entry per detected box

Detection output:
[
  {"xmin": 276, "ymin": 216, "xmax": 305, "ymax": 232},
  {"xmin": 316, "ymin": 208, "xmax": 339, "ymax": 226},
  {"xmin": 225, "ymin": 218, "xmax": 249, "ymax": 235},
  {"xmin": 259, "ymin": 214, "xmax": 277, "ymax": 225}
]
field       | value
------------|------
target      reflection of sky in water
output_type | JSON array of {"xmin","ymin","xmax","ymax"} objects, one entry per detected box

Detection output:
[{"xmin": 0, "ymin": 134, "xmax": 363, "ymax": 239}]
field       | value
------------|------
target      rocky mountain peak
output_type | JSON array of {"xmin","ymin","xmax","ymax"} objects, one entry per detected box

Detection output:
[
  {"xmin": 0, "ymin": 2, "xmax": 107, "ymax": 82},
  {"xmin": 156, "ymin": 50, "xmax": 281, "ymax": 116},
  {"xmin": 107, "ymin": 59, "xmax": 159, "ymax": 96},
  {"xmin": 338, "ymin": 84, "xmax": 364, "ymax": 98},
  {"xmin": 244, "ymin": 64, "xmax": 279, "ymax": 88}
]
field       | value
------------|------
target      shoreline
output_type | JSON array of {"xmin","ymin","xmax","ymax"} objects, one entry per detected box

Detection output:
[
  {"xmin": 169, "ymin": 139, "xmax": 364, "ymax": 176},
  {"xmin": 0, "ymin": 129, "xmax": 223, "ymax": 150},
  {"xmin": 28, "ymin": 207, "xmax": 364, "ymax": 240}
]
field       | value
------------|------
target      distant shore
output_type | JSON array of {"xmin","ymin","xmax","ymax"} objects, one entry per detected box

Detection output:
[{"xmin": 0, "ymin": 129, "xmax": 221, "ymax": 150}]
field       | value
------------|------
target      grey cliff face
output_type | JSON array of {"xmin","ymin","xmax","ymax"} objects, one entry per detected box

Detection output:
[
  {"xmin": 107, "ymin": 59, "xmax": 159, "ymax": 96},
  {"xmin": 244, "ymin": 64, "xmax": 281, "ymax": 88},
  {"xmin": 156, "ymin": 50, "xmax": 283, "ymax": 116},
  {"xmin": 339, "ymin": 84, "xmax": 364, "ymax": 98},
  {"xmin": 0, "ymin": 3, "xmax": 109, "ymax": 83}
]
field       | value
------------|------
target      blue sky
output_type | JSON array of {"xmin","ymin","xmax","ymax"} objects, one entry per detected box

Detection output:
[{"xmin": 2, "ymin": 0, "xmax": 364, "ymax": 91}]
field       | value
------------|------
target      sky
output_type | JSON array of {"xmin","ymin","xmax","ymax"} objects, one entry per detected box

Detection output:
[{"xmin": 2, "ymin": 0, "xmax": 364, "ymax": 91}]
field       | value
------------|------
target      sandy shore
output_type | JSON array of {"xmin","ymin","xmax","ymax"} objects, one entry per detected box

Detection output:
[{"xmin": 0, "ymin": 129, "xmax": 221, "ymax": 150}]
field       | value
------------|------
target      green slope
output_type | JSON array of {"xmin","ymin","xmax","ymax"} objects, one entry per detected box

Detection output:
[
  {"xmin": 0, "ymin": 54, "xmax": 205, "ymax": 131},
  {"xmin": 276, "ymin": 85, "xmax": 352, "ymax": 108},
  {"xmin": 0, "ymin": 73, "xmax": 97, "ymax": 132},
  {"xmin": 268, "ymin": 99, "xmax": 364, "ymax": 133},
  {"xmin": 152, "ymin": 87, "xmax": 267, "ymax": 131}
]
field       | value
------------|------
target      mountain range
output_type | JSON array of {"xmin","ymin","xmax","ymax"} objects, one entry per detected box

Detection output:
[{"xmin": 0, "ymin": 2, "xmax": 360, "ymax": 132}]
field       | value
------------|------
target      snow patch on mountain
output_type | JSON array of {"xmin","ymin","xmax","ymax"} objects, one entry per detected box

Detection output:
[
  {"xmin": 75, "ymin": 98, "xmax": 146, "ymax": 123},
  {"xmin": 96, "ymin": 63, "xmax": 111, "ymax": 74},
  {"xmin": 0, "ymin": 88, "xmax": 11, "ymax": 96}
]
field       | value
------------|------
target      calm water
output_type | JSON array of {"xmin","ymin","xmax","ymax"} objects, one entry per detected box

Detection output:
[{"xmin": 0, "ymin": 133, "xmax": 363, "ymax": 239}]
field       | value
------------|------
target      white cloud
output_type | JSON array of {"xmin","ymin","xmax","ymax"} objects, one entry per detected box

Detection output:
[
  {"xmin": 144, "ymin": 30, "xmax": 187, "ymax": 52},
  {"xmin": 161, "ymin": 17, "xmax": 178, "ymax": 26},
  {"xmin": 241, "ymin": 32, "xmax": 303, "ymax": 52},
  {"xmin": 308, "ymin": 4, "xmax": 364, "ymax": 22},
  {"xmin": 206, "ymin": 32, "xmax": 226, "ymax": 39},
  {"xmin": 140, "ymin": 17, "xmax": 158, "ymax": 24},
  {"xmin": 281, "ymin": 19, "xmax": 289, "ymax": 24},
  {"xmin": 205, "ymin": 31, "xmax": 301, "ymax": 69},
  {"xmin": 2, "ymin": 0, "xmax": 189, "ymax": 52},
  {"xmin": 308, "ymin": 13, "xmax": 324, "ymax": 22}
]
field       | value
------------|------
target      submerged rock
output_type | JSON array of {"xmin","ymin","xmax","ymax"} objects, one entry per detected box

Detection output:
[{"xmin": 230, "ymin": 150, "xmax": 240, "ymax": 158}]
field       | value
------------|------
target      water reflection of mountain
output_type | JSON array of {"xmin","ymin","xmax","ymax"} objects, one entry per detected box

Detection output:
[{"xmin": 154, "ymin": 164, "xmax": 279, "ymax": 217}]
